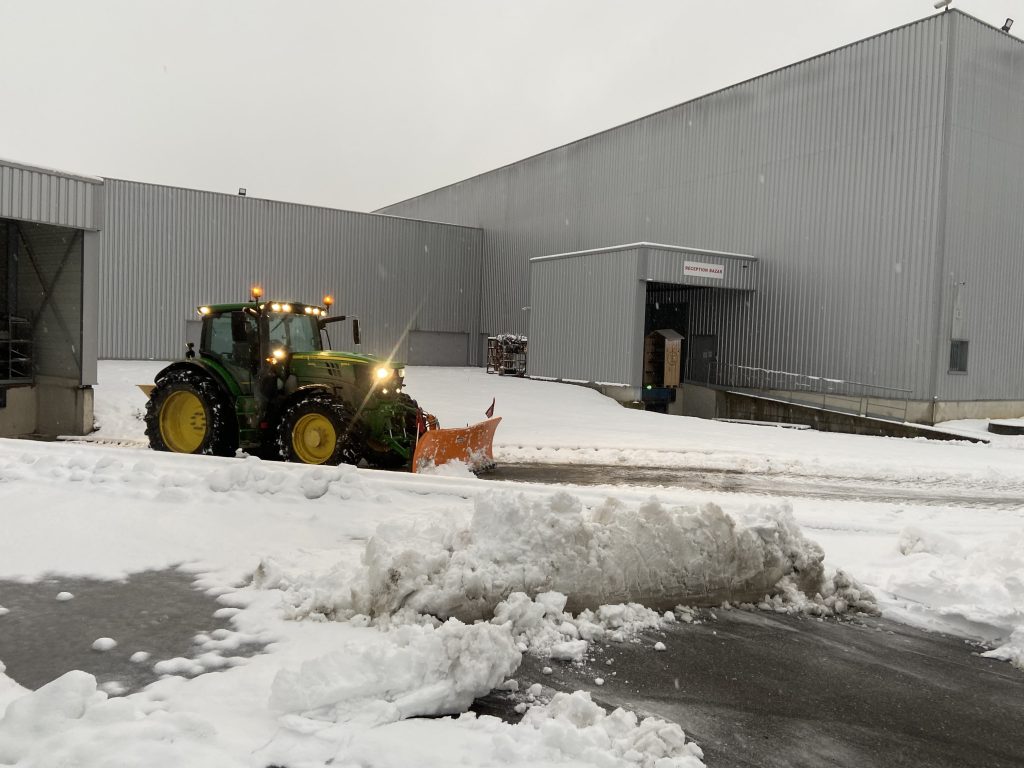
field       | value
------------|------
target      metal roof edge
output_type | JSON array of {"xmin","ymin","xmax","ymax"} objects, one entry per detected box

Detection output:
[
  {"xmin": 531, "ymin": 242, "xmax": 758, "ymax": 263},
  {"xmin": 0, "ymin": 157, "xmax": 104, "ymax": 185},
  {"xmin": 102, "ymin": 177, "xmax": 483, "ymax": 232}
]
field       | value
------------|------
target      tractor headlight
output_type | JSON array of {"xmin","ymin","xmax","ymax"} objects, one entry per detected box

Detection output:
[
  {"xmin": 198, "ymin": 306, "xmax": 211, "ymax": 316},
  {"xmin": 272, "ymin": 347, "xmax": 286, "ymax": 361},
  {"xmin": 398, "ymin": 367, "xmax": 406, "ymax": 379},
  {"xmin": 374, "ymin": 366, "xmax": 392, "ymax": 381}
]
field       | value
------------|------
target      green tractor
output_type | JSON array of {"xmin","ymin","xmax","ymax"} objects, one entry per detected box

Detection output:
[{"xmin": 144, "ymin": 292, "xmax": 497, "ymax": 470}]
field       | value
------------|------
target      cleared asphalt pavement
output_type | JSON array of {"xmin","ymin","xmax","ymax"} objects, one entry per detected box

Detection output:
[
  {"xmin": 475, "ymin": 608, "xmax": 1024, "ymax": 768},
  {"xmin": 0, "ymin": 569, "xmax": 254, "ymax": 694},
  {"xmin": 485, "ymin": 462, "xmax": 1024, "ymax": 508}
]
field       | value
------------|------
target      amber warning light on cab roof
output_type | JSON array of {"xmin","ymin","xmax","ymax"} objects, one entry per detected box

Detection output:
[{"xmin": 251, "ymin": 285, "xmax": 263, "ymax": 300}]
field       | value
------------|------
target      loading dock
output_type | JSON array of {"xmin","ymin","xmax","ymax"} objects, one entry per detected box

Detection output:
[{"xmin": 527, "ymin": 242, "xmax": 757, "ymax": 408}]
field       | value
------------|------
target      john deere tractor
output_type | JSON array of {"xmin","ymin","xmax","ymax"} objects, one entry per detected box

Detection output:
[{"xmin": 145, "ymin": 294, "xmax": 453, "ymax": 469}]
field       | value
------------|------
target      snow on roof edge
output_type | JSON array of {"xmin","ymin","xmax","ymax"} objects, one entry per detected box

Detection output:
[{"xmin": 0, "ymin": 157, "xmax": 104, "ymax": 185}]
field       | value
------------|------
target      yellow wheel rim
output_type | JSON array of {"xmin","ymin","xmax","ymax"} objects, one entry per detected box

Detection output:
[
  {"xmin": 292, "ymin": 413, "xmax": 336, "ymax": 464},
  {"xmin": 159, "ymin": 390, "xmax": 207, "ymax": 453}
]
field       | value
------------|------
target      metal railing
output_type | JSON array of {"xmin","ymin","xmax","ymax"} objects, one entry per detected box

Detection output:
[{"xmin": 706, "ymin": 362, "xmax": 913, "ymax": 423}]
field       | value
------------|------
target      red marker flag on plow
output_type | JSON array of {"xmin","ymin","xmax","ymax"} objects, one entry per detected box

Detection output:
[{"xmin": 485, "ymin": 398, "xmax": 495, "ymax": 418}]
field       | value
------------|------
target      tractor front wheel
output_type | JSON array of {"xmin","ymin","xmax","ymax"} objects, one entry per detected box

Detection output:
[
  {"xmin": 277, "ymin": 394, "xmax": 360, "ymax": 466},
  {"xmin": 145, "ymin": 369, "xmax": 238, "ymax": 457}
]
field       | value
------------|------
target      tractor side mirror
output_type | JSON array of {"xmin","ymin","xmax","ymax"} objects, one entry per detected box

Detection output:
[{"xmin": 353, "ymin": 318, "xmax": 360, "ymax": 346}]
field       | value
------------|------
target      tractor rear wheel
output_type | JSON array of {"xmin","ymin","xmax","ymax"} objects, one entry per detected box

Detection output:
[
  {"xmin": 277, "ymin": 393, "xmax": 360, "ymax": 466},
  {"xmin": 145, "ymin": 369, "xmax": 238, "ymax": 456}
]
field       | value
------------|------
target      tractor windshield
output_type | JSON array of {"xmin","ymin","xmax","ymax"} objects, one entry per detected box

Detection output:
[{"xmin": 266, "ymin": 312, "xmax": 322, "ymax": 354}]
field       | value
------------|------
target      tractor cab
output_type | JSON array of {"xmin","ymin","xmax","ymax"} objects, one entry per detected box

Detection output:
[{"xmin": 194, "ymin": 299, "xmax": 364, "ymax": 395}]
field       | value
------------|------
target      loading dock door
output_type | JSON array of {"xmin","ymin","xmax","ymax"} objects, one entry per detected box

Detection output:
[{"xmin": 407, "ymin": 331, "xmax": 469, "ymax": 366}]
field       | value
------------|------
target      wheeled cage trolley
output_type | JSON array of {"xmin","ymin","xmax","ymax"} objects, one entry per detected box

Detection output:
[{"xmin": 486, "ymin": 334, "xmax": 528, "ymax": 376}]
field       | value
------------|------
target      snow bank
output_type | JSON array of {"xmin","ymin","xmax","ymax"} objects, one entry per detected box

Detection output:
[
  {"xmin": 879, "ymin": 526, "xmax": 1024, "ymax": 667},
  {"xmin": 0, "ymin": 658, "xmax": 705, "ymax": 768},
  {"xmin": 518, "ymin": 691, "xmax": 705, "ymax": 768},
  {"xmin": 755, "ymin": 571, "xmax": 879, "ymax": 618},
  {"xmin": 352, "ymin": 490, "xmax": 826, "ymax": 621},
  {"xmin": 305, "ymin": 691, "xmax": 705, "ymax": 768},
  {"xmin": 493, "ymin": 591, "xmax": 665, "ymax": 661},
  {"xmin": 0, "ymin": 671, "xmax": 246, "ymax": 767},
  {"xmin": 269, "ymin": 618, "xmax": 520, "ymax": 723},
  {"xmin": 0, "ymin": 663, "xmax": 26, "ymax": 718}
]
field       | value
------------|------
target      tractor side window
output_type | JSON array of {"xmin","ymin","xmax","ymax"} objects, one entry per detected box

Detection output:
[{"xmin": 205, "ymin": 316, "xmax": 234, "ymax": 357}]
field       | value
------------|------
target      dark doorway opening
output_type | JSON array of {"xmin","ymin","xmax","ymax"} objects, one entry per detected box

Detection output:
[
  {"xmin": 642, "ymin": 283, "xmax": 690, "ymax": 412},
  {"xmin": 688, "ymin": 334, "xmax": 718, "ymax": 384},
  {"xmin": 644, "ymin": 282, "xmax": 689, "ymax": 340}
]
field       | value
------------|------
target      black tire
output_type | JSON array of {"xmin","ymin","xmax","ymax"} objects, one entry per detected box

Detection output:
[
  {"xmin": 361, "ymin": 393, "xmax": 421, "ymax": 469},
  {"xmin": 145, "ymin": 368, "xmax": 238, "ymax": 457},
  {"xmin": 276, "ymin": 393, "xmax": 360, "ymax": 466}
]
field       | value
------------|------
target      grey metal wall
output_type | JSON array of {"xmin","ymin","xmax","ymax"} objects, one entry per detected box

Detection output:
[
  {"xmin": 0, "ymin": 159, "xmax": 103, "ymax": 231},
  {"xmin": 528, "ymin": 247, "xmax": 644, "ymax": 385},
  {"xmin": 99, "ymin": 180, "xmax": 483, "ymax": 362},
  {"xmin": 379, "ymin": 14, "xmax": 955, "ymax": 400},
  {"xmin": 935, "ymin": 13, "xmax": 1024, "ymax": 401}
]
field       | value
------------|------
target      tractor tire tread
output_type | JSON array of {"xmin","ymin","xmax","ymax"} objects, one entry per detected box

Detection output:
[{"xmin": 144, "ymin": 368, "xmax": 238, "ymax": 457}]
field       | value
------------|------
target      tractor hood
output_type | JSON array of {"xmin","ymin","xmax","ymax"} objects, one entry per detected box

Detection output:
[{"xmin": 292, "ymin": 350, "xmax": 401, "ymax": 369}]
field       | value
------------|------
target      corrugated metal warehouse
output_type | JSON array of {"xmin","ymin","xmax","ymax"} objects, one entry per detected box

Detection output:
[
  {"xmin": 379, "ymin": 10, "xmax": 1024, "ymax": 424},
  {"xmin": 3, "ymin": 9, "xmax": 1024, "ymax": 437}
]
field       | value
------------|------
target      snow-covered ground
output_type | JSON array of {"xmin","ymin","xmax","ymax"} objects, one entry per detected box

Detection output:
[{"xmin": 1, "ymin": 361, "xmax": 1022, "ymax": 766}]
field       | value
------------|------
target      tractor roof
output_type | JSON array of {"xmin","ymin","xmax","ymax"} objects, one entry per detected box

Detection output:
[
  {"xmin": 199, "ymin": 301, "xmax": 325, "ymax": 314},
  {"xmin": 202, "ymin": 302, "xmax": 260, "ymax": 313}
]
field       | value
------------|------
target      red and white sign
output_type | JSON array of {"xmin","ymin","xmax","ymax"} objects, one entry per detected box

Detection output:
[{"xmin": 683, "ymin": 261, "xmax": 725, "ymax": 280}]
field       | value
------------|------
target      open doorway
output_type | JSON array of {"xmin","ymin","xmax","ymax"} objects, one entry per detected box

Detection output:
[
  {"xmin": 644, "ymin": 283, "xmax": 722, "ymax": 387},
  {"xmin": 642, "ymin": 283, "xmax": 690, "ymax": 412},
  {"xmin": 645, "ymin": 283, "xmax": 689, "ymax": 341}
]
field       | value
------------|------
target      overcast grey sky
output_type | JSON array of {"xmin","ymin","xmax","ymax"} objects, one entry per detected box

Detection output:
[{"xmin": 2, "ymin": 1, "xmax": 1022, "ymax": 211}]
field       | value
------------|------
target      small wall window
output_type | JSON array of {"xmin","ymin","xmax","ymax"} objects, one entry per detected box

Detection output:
[{"xmin": 949, "ymin": 340, "xmax": 969, "ymax": 373}]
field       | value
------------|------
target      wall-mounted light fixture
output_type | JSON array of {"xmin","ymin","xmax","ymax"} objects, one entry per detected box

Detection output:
[
  {"xmin": 238, "ymin": 188, "xmax": 247, "ymax": 197},
  {"xmin": 1002, "ymin": 17, "xmax": 1014, "ymax": 32}
]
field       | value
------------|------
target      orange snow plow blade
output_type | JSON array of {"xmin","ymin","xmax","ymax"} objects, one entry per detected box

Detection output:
[{"xmin": 411, "ymin": 417, "xmax": 502, "ymax": 473}]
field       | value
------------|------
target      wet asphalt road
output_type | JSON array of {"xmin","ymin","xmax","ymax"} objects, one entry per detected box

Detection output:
[
  {"xmin": 475, "ymin": 609, "xmax": 1024, "ymax": 768},
  {"xmin": 484, "ymin": 462, "xmax": 1024, "ymax": 508},
  {"xmin": 0, "ymin": 570, "xmax": 251, "ymax": 694}
]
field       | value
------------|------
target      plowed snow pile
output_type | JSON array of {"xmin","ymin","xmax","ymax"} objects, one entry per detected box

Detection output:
[
  {"xmin": 361, "ymin": 491, "xmax": 828, "ymax": 619},
  {"xmin": 263, "ymin": 489, "xmax": 875, "ymax": 626}
]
